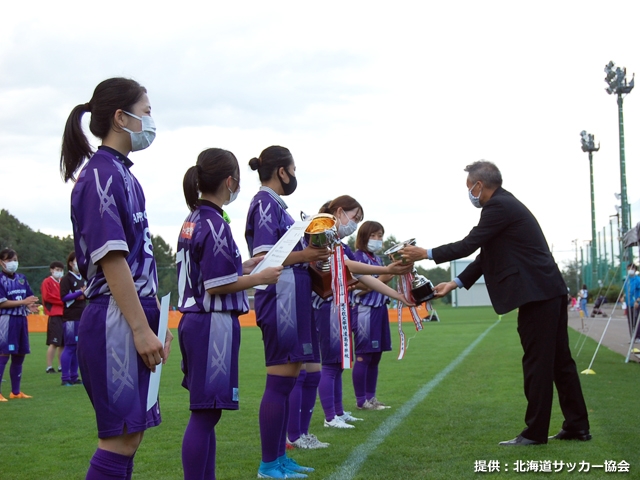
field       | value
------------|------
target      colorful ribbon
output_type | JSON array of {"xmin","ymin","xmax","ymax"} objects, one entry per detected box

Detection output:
[
  {"xmin": 396, "ymin": 272, "xmax": 423, "ymax": 360},
  {"xmin": 330, "ymin": 243, "xmax": 352, "ymax": 369}
]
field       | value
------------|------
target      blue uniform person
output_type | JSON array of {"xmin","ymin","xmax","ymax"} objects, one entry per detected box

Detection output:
[
  {"xmin": 0, "ymin": 248, "xmax": 39, "ymax": 401},
  {"xmin": 176, "ymin": 148, "xmax": 282, "ymax": 480},
  {"xmin": 60, "ymin": 77, "xmax": 173, "ymax": 480}
]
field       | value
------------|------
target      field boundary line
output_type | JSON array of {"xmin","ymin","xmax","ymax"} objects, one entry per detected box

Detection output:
[{"xmin": 327, "ymin": 318, "xmax": 502, "ymax": 480}]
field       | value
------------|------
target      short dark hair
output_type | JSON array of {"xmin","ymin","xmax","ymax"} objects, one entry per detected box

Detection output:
[
  {"xmin": 319, "ymin": 195, "xmax": 363, "ymax": 219},
  {"xmin": 66, "ymin": 251, "xmax": 76, "ymax": 269},
  {"xmin": 0, "ymin": 248, "xmax": 17, "ymax": 261},
  {"xmin": 464, "ymin": 160, "xmax": 502, "ymax": 188},
  {"xmin": 50, "ymin": 261, "xmax": 65, "ymax": 270},
  {"xmin": 355, "ymin": 221, "xmax": 384, "ymax": 251}
]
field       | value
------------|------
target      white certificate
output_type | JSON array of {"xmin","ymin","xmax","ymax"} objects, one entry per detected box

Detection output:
[
  {"xmin": 251, "ymin": 220, "xmax": 311, "ymax": 289},
  {"xmin": 147, "ymin": 292, "xmax": 170, "ymax": 411}
]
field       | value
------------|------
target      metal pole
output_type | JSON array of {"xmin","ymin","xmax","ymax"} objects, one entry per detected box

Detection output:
[
  {"xmin": 610, "ymin": 218, "xmax": 615, "ymax": 274},
  {"xmin": 588, "ymin": 151, "xmax": 597, "ymax": 286},
  {"xmin": 617, "ymin": 94, "xmax": 633, "ymax": 264},
  {"xmin": 574, "ymin": 239, "xmax": 579, "ymax": 294},
  {"xmin": 580, "ymin": 247, "xmax": 584, "ymax": 286},
  {"xmin": 602, "ymin": 227, "xmax": 607, "ymax": 277}
]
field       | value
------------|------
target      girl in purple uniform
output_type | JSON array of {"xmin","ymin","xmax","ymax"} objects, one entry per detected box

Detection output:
[
  {"xmin": 313, "ymin": 197, "xmax": 411, "ymax": 429},
  {"xmin": 177, "ymin": 148, "xmax": 282, "ymax": 480},
  {"xmin": 60, "ymin": 77, "xmax": 173, "ymax": 480},
  {"xmin": 352, "ymin": 221, "xmax": 393, "ymax": 410},
  {"xmin": 0, "ymin": 248, "xmax": 39, "ymax": 401},
  {"xmin": 245, "ymin": 146, "xmax": 330, "ymax": 479},
  {"xmin": 59, "ymin": 251, "xmax": 86, "ymax": 386}
]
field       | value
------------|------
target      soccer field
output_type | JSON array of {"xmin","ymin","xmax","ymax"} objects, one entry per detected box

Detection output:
[{"xmin": 1, "ymin": 306, "xmax": 637, "ymax": 479}]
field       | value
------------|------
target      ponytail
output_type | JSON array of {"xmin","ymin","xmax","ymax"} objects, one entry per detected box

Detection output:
[
  {"xmin": 59, "ymin": 78, "xmax": 147, "ymax": 183},
  {"xmin": 183, "ymin": 166, "xmax": 200, "ymax": 212},
  {"xmin": 60, "ymin": 103, "xmax": 92, "ymax": 182}
]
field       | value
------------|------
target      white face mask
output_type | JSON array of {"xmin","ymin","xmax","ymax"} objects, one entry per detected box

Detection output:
[
  {"xmin": 123, "ymin": 111, "xmax": 156, "ymax": 151},
  {"xmin": 468, "ymin": 182, "xmax": 483, "ymax": 208},
  {"xmin": 367, "ymin": 239, "xmax": 383, "ymax": 253},
  {"xmin": 225, "ymin": 178, "xmax": 240, "ymax": 206},
  {"xmin": 338, "ymin": 210, "xmax": 358, "ymax": 239},
  {"xmin": 72, "ymin": 261, "xmax": 78, "ymax": 272},
  {"xmin": 52, "ymin": 271, "xmax": 64, "ymax": 280},
  {"xmin": 3, "ymin": 260, "xmax": 18, "ymax": 273}
]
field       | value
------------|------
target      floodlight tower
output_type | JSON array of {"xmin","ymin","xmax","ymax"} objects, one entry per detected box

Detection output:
[
  {"xmin": 580, "ymin": 130, "xmax": 600, "ymax": 287},
  {"xmin": 604, "ymin": 60, "xmax": 634, "ymax": 263}
]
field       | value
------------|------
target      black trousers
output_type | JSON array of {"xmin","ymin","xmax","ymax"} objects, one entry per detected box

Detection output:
[{"xmin": 516, "ymin": 295, "xmax": 590, "ymax": 443}]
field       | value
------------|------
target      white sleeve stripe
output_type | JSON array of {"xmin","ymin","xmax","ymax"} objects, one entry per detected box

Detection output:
[
  {"xmin": 204, "ymin": 273, "xmax": 239, "ymax": 289},
  {"xmin": 91, "ymin": 240, "xmax": 130, "ymax": 264},
  {"xmin": 252, "ymin": 245, "xmax": 274, "ymax": 256}
]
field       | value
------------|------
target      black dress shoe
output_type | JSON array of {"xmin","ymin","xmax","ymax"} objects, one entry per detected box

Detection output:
[
  {"xmin": 499, "ymin": 435, "xmax": 542, "ymax": 446},
  {"xmin": 550, "ymin": 429, "xmax": 592, "ymax": 441}
]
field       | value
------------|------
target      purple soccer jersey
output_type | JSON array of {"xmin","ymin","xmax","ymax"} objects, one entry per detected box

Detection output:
[
  {"xmin": 245, "ymin": 187, "xmax": 313, "ymax": 366},
  {"xmin": 352, "ymin": 250, "xmax": 389, "ymax": 308},
  {"xmin": 176, "ymin": 201, "xmax": 245, "ymax": 410},
  {"xmin": 176, "ymin": 201, "xmax": 249, "ymax": 314},
  {"xmin": 70, "ymin": 146, "xmax": 158, "ymax": 299},
  {"xmin": 0, "ymin": 272, "xmax": 33, "ymax": 355},
  {"xmin": 0, "ymin": 272, "xmax": 34, "ymax": 316}
]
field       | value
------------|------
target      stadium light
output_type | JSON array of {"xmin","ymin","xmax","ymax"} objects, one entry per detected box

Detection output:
[
  {"xmin": 580, "ymin": 130, "xmax": 600, "ymax": 287},
  {"xmin": 604, "ymin": 60, "xmax": 634, "ymax": 263}
]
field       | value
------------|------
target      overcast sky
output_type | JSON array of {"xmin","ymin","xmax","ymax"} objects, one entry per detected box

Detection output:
[{"xmin": 2, "ymin": 1, "xmax": 639, "ymax": 270}]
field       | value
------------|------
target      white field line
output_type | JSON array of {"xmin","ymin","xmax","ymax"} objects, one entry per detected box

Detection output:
[{"xmin": 327, "ymin": 318, "xmax": 502, "ymax": 480}]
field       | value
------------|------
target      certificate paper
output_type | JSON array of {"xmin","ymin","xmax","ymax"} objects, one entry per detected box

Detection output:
[
  {"xmin": 251, "ymin": 220, "xmax": 311, "ymax": 289},
  {"xmin": 147, "ymin": 293, "xmax": 170, "ymax": 411}
]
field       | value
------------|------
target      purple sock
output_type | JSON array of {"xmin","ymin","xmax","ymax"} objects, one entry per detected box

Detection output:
[
  {"xmin": 86, "ymin": 448, "xmax": 130, "ymax": 480},
  {"xmin": 300, "ymin": 370, "xmax": 321, "ymax": 434},
  {"xmin": 0, "ymin": 355, "xmax": 8, "ymax": 391},
  {"xmin": 319, "ymin": 364, "xmax": 341, "ymax": 421},
  {"xmin": 9, "ymin": 354, "xmax": 25, "ymax": 395},
  {"xmin": 352, "ymin": 354, "xmax": 371, "ymax": 407},
  {"xmin": 71, "ymin": 345, "xmax": 80, "ymax": 382},
  {"xmin": 278, "ymin": 394, "xmax": 290, "ymax": 458},
  {"xmin": 287, "ymin": 370, "xmax": 306, "ymax": 443},
  {"xmin": 182, "ymin": 409, "xmax": 222, "ymax": 480},
  {"xmin": 61, "ymin": 344, "xmax": 77, "ymax": 382},
  {"xmin": 125, "ymin": 455, "xmax": 134, "ymax": 480},
  {"xmin": 365, "ymin": 352, "xmax": 382, "ymax": 400},
  {"xmin": 259, "ymin": 375, "xmax": 297, "ymax": 462},
  {"xmin": 334, "ymin": 368, "xmax": 344, "ymax": 416}
]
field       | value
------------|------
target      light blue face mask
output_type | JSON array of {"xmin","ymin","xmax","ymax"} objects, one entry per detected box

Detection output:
[
  {"xmin": 367, "ymin": 239, "xmax": 383, "ymax": 253},
  {"xmin": 123, "ymin": 111, "xmax": 156, "ymax": 151},
  {"xmin": 468, "ymin": 182, "xmax": 483, "ymax": 208}
]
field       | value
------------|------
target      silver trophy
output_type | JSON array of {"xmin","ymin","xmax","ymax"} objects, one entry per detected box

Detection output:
[{"xmin": 384, "ymin": 239, "xmax": 436, "ymax": 304}]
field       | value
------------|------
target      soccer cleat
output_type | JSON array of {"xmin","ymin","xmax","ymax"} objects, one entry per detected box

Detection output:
[
  {"xmin": 369, "ymin": 397, "xmax": 391, "ymax": 409},
  {"xmin": 72, "ymin": 379, "xmax": 83, "ymax": 385},
  {"xmin": 302, "ymin": 433, "xmax": 329, "ymax": 449},
  {"xmin": 280, "ymin": 456, "xmax": 314, "ymax": 473},
  {"xmin": 257, "ymin": 462, "xmax": 307, "ymax": 479},
  {"xmin": 45, "ymin": 367, "xmax": 56, "ymax": 374},
  {"xmin": 287, "ymin": 436, "xmax": 307, "ymax": 449},
  {"xmin": 0, "ymin": 394, "xmax": 7, "ymax": 402},
  {"xmin": 10, "ymin": 392, "xmax": 32, "ymax": 399},
  {"xmin": 57, "ymin": 366, "xmax": 62, "ymax": 372},
  {"xmin": 339, "ymin": 411, "xmax": 363, "ymax": 422},
  {"xmin": 357, "ymin": 399, "xmax": 385, "ymax": 411},
  {"xmin": 324, "ymin": 416, "xmax": 355, "ymax": 429},
  {"xmin": 61, "ymin": 380, "xmax": 74, "ymax": 387}
]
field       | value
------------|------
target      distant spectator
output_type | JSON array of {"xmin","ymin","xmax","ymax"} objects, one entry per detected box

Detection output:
[
  {"xmin": 41, "ymin": 261, "xmax": 65, "ymax": 373},
  {"xmin": 578, "ymin": 284, "xmax": 588, "ymax": 318},
  {"xmin": 59, "ymin": 252, "xmax": 86, "ymax": 386},
  {"xmin": 623, "ymin": 264, "xmax": 640, "ymax": 342}
]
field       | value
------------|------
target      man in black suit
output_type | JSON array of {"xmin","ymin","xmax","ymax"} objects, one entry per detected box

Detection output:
[{"xmin": 401, "ymin": 160, "xmax": 590, "ymax": 446}]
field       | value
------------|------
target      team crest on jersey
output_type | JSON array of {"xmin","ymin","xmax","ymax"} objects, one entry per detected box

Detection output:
[
  {"xmin": 181, "ymin": 222, "xmax": 196, "ymax": 239},
  {"xmin": 18, "ymin": 279, "xmax": 25, "ymax": 285}
]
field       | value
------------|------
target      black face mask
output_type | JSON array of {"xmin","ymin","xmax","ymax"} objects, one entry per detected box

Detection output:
[{"xmin": 279, "ymin": 169, "xmax": 297, "ymax": 196}]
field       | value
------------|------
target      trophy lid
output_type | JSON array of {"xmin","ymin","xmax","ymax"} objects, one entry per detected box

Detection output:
[{"xmin": 383, "ymin": 238, "xmax": 416, "ymax": 256}]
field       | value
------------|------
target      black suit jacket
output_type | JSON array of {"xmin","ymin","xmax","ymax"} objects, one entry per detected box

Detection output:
[{"xmin": 432, "ymin": 187, "xmax": 566, "ymax": 314}]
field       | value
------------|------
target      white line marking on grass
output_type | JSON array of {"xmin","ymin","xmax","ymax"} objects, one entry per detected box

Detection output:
[{"xmin": 327, "ymin": 318, "xmax": 501, "ymax": 480}]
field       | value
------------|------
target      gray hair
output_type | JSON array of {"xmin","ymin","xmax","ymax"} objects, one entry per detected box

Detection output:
[{"xmin": 464, "ymin": 160, "xmax": 502, "ymax": 188}]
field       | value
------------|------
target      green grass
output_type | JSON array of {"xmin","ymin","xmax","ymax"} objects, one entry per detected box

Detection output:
[{"xmin": 1, "ymin": 306, "xmax": 638, "ymax": 479}]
